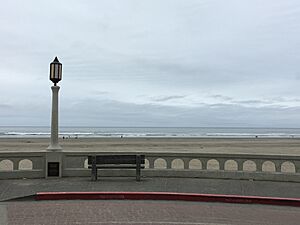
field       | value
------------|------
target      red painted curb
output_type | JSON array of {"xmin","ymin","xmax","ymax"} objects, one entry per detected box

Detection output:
[{"xmin": 35, "ymin": 192, "xmax": 300, "ymax": 207}]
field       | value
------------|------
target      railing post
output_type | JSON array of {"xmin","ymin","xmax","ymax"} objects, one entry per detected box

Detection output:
[
  {"xmin": 147, "ymin": 158, "xmax": 155, "ymax": 169},
  {"xmin": 183, "ymin": 159, "xmax": 189, "ymax": 170},
  {"xmin": 13, "ymin": 159, "xmax": 19, "ymax": 171},
  {"xmin": 166, "ymin": 158, "xmax": 172, "ymax": 169},
  {"xmin": 219, "ymin": 159, "xmax": 225, "ymax": 170},
  {"xmin": 237, "ymin": 160, "xmax": 244, "ymax": 171},
  {"xmin": 274, "ymin": 161, "xmax": 281, "ymax": 173},
  {"xmin": 201, "ymin": 159, "xmax": 208, "ymax": 170},
  {"xmin": 256, "ymin": 160, "xmax": 263, "ymax": 172},
  {"xmin": 91, "ymin": 156, "xmax": 97, "ymax": 181},
  {"xmin": 136, "ymin": 155, "xmax": 141, "ymax": 181}
]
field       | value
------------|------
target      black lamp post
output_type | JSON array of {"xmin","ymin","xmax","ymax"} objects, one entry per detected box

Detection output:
[{"xmin": 50, "ymin": 57, "xmax": 62, "ymax": 86}]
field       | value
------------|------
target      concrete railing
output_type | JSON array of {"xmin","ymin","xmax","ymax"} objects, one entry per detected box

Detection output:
[
  {"xmin": 0, "ymin": 152, "xmax": 45, "ymax": 179},
  {"xmin": 1, "ymin": 151, "xmax": 300, "ymax": 182},
  {"xmin": 144, "ymin": 152, "xmax": 300, "ymax": 182}
]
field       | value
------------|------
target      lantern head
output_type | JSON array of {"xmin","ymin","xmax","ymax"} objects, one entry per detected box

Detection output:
[{"xmin": 50, "ymin": 57, "xmax": 62, "ymax": 85}]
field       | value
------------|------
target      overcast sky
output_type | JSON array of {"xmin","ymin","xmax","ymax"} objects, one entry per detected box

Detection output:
[{"xmin": 1, "ymin": 0, "xmax": 300, "ymax": 127}]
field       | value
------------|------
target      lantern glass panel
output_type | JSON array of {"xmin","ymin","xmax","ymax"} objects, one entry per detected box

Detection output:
[
  {"xmin": 55, "ymin": 64, "xmax": 59, "ymax": 79},
  {"xmin": 50, "ymin": 64, "xmax": 54, "ymax": 79},
  {"xmin": 59, "ymin": 65, "xmax": 62, "ymax": 79}
]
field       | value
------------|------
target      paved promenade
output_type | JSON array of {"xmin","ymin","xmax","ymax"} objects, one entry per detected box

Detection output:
[
  {"xmin": 0, "ymin": 177, "xmax": 300, "ymax": 225},
  {"xmin": 1, "ymin": 177, "xmax": 300, "ymax": 201},
  {"xmin": 2, "ymin": 200, "xmax": 300, "ymax": 225}
]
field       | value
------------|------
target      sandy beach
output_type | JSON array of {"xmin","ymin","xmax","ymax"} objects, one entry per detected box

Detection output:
[{"xmin": 0, "ymin": 137, "xmax": 300, "ymax": 155}]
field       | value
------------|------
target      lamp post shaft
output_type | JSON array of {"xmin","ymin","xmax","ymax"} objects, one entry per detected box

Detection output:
[{"xmin": 48, "ymin": 85, "xmax": 62, "ymax": 150}]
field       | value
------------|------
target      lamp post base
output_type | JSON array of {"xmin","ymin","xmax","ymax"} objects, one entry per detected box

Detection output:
[
  {"xmin": 45, "ymin": 151, "xmax": 63, "ymax": 178},
  {"xmin": 47, "ymin": 144, "xmax": 62, "ymax": 151}
]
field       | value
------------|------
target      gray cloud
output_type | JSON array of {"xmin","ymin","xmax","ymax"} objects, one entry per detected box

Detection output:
[
  {"xmin": 152, "ymin": 95, "xmax": 186, "ymax": 102},
  {"xmin": 0, "ymin": 104, "xmax": 12, "ymax": 109},
  {"xmin": 1, "ymin": 95, "xmax": 300, "ymax": 128},
  {"xmin": 210, "ymin": 95, "xmax": 233, "ymax": 101},
  {"xmin": 57, "ymin": 99, "xmax": 300, "ymax": 128},
  {"xmin": 233, "ymin": 100, "xmax": 271, "ymax": 104},
  {"xmin": 1, "ymin": 0, "xmax": 300, "ymax": 127}
]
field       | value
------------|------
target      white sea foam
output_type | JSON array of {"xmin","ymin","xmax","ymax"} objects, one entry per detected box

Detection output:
[
  {"xmin": 205, "ymin": 133, "xmax": 297, "ymax": 137},
  {"xmin": 1, "ymin": 127, "xmax": 300, "ymax": 138}
]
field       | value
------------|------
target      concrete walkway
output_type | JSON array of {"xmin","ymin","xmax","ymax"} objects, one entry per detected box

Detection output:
[
  {"xmin": 2, "ymin": 200, "xmax": 300, "ymax": 225},
  {"xmin": 1, "ymin": 177, "xmax": 300, "ymax": 225},
  {"xmin": 1, "ymin": 177, "xmax": 300, "ymax": 201}
]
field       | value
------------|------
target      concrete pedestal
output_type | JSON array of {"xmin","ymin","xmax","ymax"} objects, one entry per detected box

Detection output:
[
  {"xmin": 47, "ymin": 86, "xmax": 62, "ymax": 151},
  {"xmin": 46, "ymin": 85, "xmax": 62, "ymax": 178},
  {"xmin": 45, "ymin": 151, "xmax": 63, "ymax": 178}
]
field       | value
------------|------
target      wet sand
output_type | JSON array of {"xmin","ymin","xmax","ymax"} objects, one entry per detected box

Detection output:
[{"xmin": 0, "ymin": 137, "xmax": 300, "ymax": 155}]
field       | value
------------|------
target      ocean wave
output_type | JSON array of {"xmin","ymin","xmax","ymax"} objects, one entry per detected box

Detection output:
[
  {"xmin": 205, "ymin": 133, "xmax": 298, "ymax": 137},
  {"xmin": 3, "ymin": 132, "xmax": 94, "ymax": 137},
  {"xmin": 1, "ymin": 130, "xmax": 300, "ymax": 138},
  {"xmin": 5, "ymin": 132, "xmax": 50, "ymax": 136}
]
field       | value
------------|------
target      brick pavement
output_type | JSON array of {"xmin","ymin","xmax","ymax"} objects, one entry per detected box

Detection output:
[
  {"xmin": 1, "ymin": 177, "xmax": 300, "ymax": 202},
  {"xmin": 1, "ymin": 177, "xmax": 300, "ymax": 225},
  {"xmin": 2, "ymin": 200, "xmax": 300, "ymax": 225}
]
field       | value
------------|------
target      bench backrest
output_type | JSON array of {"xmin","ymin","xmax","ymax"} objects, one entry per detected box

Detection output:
[{"xmin": 88, "ymin": 155, "xmax": 145, "ymax": 165}]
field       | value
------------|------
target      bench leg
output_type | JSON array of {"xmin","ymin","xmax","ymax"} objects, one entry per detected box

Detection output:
[
  {"xmin": 91, "ymin": 156, "xmax": 97, "ymax": 181},
  {"xmin": 91, "ymin": 166, "xmax": 98, "ymax": 181},
  {"xmin": 136, "ymin": 155, "xmax": 141, "ymax": 181}
]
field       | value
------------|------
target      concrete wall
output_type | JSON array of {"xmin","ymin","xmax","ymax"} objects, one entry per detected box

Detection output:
[{"xmin": 0, "ymin": 151, "xmax": 300, "ymax": 182}]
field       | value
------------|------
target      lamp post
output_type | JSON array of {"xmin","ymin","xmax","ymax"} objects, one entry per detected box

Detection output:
[{"xmin": 47, "ymin": 57, "xmax": 62, "ymax": 151}]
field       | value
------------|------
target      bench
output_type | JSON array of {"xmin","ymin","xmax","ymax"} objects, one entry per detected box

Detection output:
[{"xmin": 88, "ymin": 155, "xmax": 145, "ymax": 181}]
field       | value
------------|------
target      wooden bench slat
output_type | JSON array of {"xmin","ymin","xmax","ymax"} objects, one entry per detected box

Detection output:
[
  {"xmin": 88, "ymin": 155, "xmax": 145, "ymax": 164},
  {"xmin": 88, "ymin": 165, "xmax": 145, "ymax": 169}
]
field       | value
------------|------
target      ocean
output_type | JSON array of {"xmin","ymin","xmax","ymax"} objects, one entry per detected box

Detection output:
[{"xmin": 0, "ymin": 126, "xmax": 300, "ymax": 138}]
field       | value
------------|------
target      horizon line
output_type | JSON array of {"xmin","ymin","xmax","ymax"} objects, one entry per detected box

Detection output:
[{"xmin": 1, "ymin": 126, "xmax": 300, "ymax": 129}]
